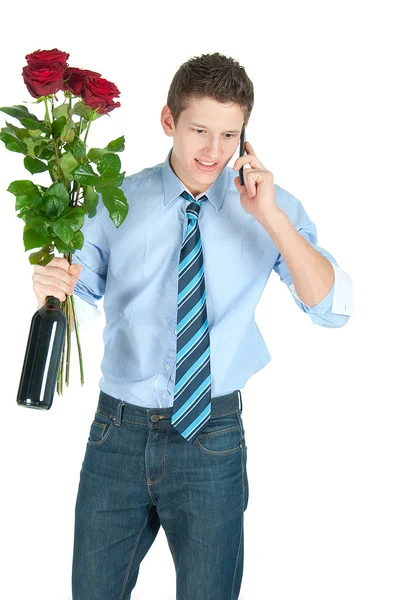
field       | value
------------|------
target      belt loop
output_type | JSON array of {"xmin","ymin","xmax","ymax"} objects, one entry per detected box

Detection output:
[
  {"xmin": 238, "ymin": 390, "xmax": 242, "ymax": 412},
  {"xmin": 113, "ymin": 400, "xmax": 126, "ymax": 427}
]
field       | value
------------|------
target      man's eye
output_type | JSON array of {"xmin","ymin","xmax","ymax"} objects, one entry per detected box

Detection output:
[
  {"xmin": 225, "ymin": 133, "xmax": 235, "ymax": 138},
  {"xmin": 195, "ymin": 129, "xmax": 205, "ymax": 134}
]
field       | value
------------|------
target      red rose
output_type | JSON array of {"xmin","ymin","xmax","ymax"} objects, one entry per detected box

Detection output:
[
  {"xmin": 81, "ymin": 76, "xmax": 121, "ymax": 115},
  {"xmin": 22, "ymin": 62, "xmax": 66, "ymax": 98},
  {"xmin": 25, "ymin": 48, "xmax": 69, "ymax": 66},
  {"xmin": 63, "ymin": 67, "xmax": 102, "ymax": 96}
]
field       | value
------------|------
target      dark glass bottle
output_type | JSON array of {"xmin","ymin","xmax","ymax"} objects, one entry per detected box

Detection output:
[{"xmin": 17, "ymin": 296, "xmax": 67, "ymax": 410}]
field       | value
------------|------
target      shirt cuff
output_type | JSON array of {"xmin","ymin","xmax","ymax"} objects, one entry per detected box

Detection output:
[
  {"xmin": 288, "ymin": 262, "xmax": 355, "ymax": 316},
  {"xmin": 73, "ymin": 294, "xmax": 102, "ymax": 326}
]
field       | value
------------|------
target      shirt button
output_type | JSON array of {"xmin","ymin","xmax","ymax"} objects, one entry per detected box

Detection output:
[
  {"xmin": 162, "ymin": 393, "xmax": 167, "ymax": 399},
  {"xmin": 174, "ymin": 329, "xmax": 178, "ymax": 335},
  {"xmin": 165, "ymin": 364, "xmax": 170, "ymax": 370}
]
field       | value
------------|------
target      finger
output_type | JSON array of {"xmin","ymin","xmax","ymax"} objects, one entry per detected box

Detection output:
[
  {"xmin": 233, "ymin": 153, "xmax": 265, "ymax": 171},
  {"xmin": 33, "ymin": 273, "xmax": 75, "ymax": 296},
  {"xmin": 233, "ymin": 155, "xmax": 256, "ymax": 171},
  {"xmin": 33, "ymin": 265, "xmax": 77, "ymax": 289},
  {"xmin": 47, "ymin": 256, "xmax": 72, "ymax": 272},
  {"xmin": 244, "ymin": 170, "xmax": 257, "ymax": 198},
  {"xmin": 234, "ymin": 175, "xmax": 248, "ymax": 195}
]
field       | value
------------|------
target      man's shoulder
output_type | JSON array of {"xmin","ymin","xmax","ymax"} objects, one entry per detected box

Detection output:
[{"xmin": 123, "ymin": 162, "xmax": 163, "ymax": 187}]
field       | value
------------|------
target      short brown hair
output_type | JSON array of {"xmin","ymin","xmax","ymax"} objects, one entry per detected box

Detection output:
[{"xmin": 166, "ymin": 52, "xmax": 254, "ymax": 129}]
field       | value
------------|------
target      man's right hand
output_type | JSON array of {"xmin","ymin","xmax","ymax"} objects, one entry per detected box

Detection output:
[{"xmin": 32, "ymin": 257, "xmax": 84, "ymax": 309}]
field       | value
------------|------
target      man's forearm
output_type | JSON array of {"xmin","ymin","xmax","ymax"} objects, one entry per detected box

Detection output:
[{"xmin": 258, "ymin": 209, "xmax": 335, "ymax": 308}]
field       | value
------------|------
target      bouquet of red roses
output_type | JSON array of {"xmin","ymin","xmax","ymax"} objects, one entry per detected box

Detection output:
[{"xmin": 0, "ymin": 48, "xmax": 128, "ymax": 401}]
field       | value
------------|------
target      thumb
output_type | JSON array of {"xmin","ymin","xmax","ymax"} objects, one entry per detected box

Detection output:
[{"xmin": 71, "ymin": 264, "xmax": 84, "ymax": 275}]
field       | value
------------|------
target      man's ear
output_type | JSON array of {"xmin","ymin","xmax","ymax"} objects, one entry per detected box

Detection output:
[{"xmin": 160, "ymin": 105, "xmax": 174, "ymax": 137}]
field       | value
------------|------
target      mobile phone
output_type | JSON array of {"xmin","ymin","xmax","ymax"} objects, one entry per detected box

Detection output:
[{"xmin": 239, "ymin": 127, "xmax": 246, "ymax": 186}]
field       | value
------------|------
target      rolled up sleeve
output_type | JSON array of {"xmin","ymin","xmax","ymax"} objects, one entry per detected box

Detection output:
[{"xmin": 273, "ymin": 193, "xmax": 354, "ymax": 328}]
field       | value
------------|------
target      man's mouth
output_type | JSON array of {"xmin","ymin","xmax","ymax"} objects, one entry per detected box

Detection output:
[{"xmin": 194, "ymin": 158, "xmax": 219, "ymax": 172}]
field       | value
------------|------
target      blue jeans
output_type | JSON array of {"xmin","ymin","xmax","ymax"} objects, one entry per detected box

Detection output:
[{"xmin": 72, "ymin": 389, "xmax": 249, "ymax": 599}]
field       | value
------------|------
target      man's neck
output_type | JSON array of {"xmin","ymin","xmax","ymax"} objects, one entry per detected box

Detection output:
[{"xmin": 169, "ymin": 151, "xmax": 206, "ymax": 198}]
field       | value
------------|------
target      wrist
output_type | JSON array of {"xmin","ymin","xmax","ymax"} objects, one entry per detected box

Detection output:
[{"xmin": 256, "ymin": 208, "xmax": 287, "ymax": 234}]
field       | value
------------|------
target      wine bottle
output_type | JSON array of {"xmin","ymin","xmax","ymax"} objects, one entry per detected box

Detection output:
[{"xmin": 17, "ymin": 296, "xmax": 67, "ymax": 410}]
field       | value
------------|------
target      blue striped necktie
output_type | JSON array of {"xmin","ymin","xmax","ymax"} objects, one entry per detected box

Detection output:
[{"xmin": 171, "ymin": 190, "xmax": 212, "ymax": 443}]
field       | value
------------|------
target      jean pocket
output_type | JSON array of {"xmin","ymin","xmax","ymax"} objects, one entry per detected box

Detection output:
[
  {"xmin": 194, "ymin": 411, "xmax": 244, "ymax": 455},
  {"xmin": 87, "ymin": 410, "xmax": 114, "ymax": 446}
]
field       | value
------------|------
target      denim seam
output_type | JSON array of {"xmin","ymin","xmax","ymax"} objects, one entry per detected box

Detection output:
[
  {"xmin": 230, "ymin": 412, "xmax": 245, "ymax": 598},
  {"xmin": 119, "ymin": 511, "xmax": 150, "ymax": 600},
  {"xmin": 194, "ymin": 437, "xmax": 243, "ymax": 456},
  {"xmin": 147, "ymin": 427, "xmax": 169, "ymax": 486},
  {"xmin": 231, "ymin": 515, "xmax": 244, "ymax": 599},
  {"xmin": 92, "ymin": 421, "xmax": 106, "ymax": 430},
  {"xmin": 237, "ymin": 412, "xmax": 246, "ymax": 493},
  {"xmin": 87, "ymin": 421, "xmax": 114, "ymax": 446},
  {"xmin": 197, "ymin": 423, "xmax": 240, "ymax": 439},
  {"xmin": 164, "ymin": 530, "xmax": 178, "ymax": 569}
]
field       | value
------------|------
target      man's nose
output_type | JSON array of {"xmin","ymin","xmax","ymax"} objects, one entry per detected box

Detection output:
[{"xmin": 204, "ymin": 137, "xmax": 221, "ymax": 158}]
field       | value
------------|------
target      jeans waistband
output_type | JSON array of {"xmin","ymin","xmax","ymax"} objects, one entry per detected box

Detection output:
[{"xmin": 97, "ymin": 389, "xmax": 242, "ymax": 427}]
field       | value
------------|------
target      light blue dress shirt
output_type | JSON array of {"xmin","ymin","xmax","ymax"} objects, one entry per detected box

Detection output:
[{"xmin": 72, "ymin": 147, "xmax": 354, "ymax": 408}]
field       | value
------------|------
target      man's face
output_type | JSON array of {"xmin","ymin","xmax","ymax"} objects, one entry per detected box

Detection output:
[{"xmin": 161, "ymin": 96, "xmax": 245, "ymax": 197}]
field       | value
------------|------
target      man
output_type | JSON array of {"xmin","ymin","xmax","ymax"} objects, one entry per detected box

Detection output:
[{"xmin": 52, "ymin": 52, "xmax": 354, "ymax": 599}]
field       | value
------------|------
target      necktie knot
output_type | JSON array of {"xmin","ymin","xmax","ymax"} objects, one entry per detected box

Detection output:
[{"xmin": 180, "ymin": 190, "xmax": 207, "ymax": 222}]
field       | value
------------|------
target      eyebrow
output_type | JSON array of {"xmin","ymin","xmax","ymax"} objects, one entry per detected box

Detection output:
[{"xmin": 189, "ymin": 122, "xmax": 241, "ymax": 134}]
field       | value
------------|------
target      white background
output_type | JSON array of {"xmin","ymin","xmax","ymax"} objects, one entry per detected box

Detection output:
[{"xmin": 0, "ymin": 1, "xmax": 396, "ymax": 598}]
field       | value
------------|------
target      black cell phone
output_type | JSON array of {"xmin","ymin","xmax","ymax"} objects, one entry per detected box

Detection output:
[{"xmin": 239, "ymin": 127, "xmax": 246, "ymax": 186}]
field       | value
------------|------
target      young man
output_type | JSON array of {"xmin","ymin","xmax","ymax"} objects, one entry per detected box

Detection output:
[{"xmin": 67, "ymin": 52, "xmax": 354, "ymax": 599}]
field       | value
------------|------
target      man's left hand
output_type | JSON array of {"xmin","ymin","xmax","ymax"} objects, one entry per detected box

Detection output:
[{"xmin": 232, "ymin": 141, "xmax": 280, "ymax": 223}]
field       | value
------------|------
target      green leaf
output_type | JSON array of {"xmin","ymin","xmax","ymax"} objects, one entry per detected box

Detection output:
[
  {"xmin": 4, "ymin": 121, "xmax": 31, "ymax": 140},
  {"xmin": 7, "ymin": 179, "xmax": 39, "ymax": 196},
  {"xmin": 50, "ymin": 207, "xmax": 86, "ymax": 245},
  {"xmin": 24, "ymin": 155, "xmax": 49, "ymax": 174},
  {"xmin": 71, "ymin": 162, "xmax": 100, "ymax": 186},
  {"xmin": 59, "ymin": 151, "xmax": 79, "ymax": 181},
  {"xmin": 17, "ymin": 206, "xmax": 41, "ymax": 222},
  {"xmin": 8, "ymin": 180, "xmax": 40, "ymax": 196},
  {"xmin": 0, "ymin": 131, "xmax": 28, "ymax": 154},
  {"xmin": 110, "ymin": 171, "xmax": 125, "ymax": 187},
  {"xmin": 28, "ymin": 249, "xmax": 53, "ymax": 266},
  {"xmin": 52, "ymin": 103, "xmax": 69, "ymax": 120},
  {"xmin": 52, "ymin": 234, "xmax": 74, "ymax": 254},
  {"xmin": 23, "ymin": 215, "xmax": 52, "ymax": 235},
  {"xmin": 82, "ymin": 186, "xmax": 99, "ymax": 218},
  {"xmin": 52, "ymin": 116, "xmax": 67, "ymax": 139},
  {"xmin": 70, "ymin": 101, "xmax": 94, "ymax": 121},
  {"xmin": 25, "ymin": 137, "xmax": 45, "ymax": 157},
  {"xmin": 35, "ymin": 140, "xmax": 54, "ymax": 160},
  {"xmin": 27, "ymin": 128, "xmax": 46, "ymax": 138},
  {"xmin": 106, "ymin": 135, "xmax": 125, "ymax": 152},
  {"xmin": 97, "ymin": 153, "xmax": 121, "ymax": 181},
  {"xmin": 43, "ymin": 183, "xmax": 69, "ymax": 219},
  {"xmin": 69, "ymin": 136, "xmax": 86, "ymax": 159},
  {"xmin": 96, "ymin": 182, "xmax": 129, "ymax": 228},
  {"xmin": 60, "ymin": 117, "xmax": 75, "ymax": 143},
  {"xmin": 0, "ymin": 105, "xmax": 48, "ymax": 131},
  {"xmin": 8, "ymin": 180, "xmax": 43, "ymax": 212},
  {"xmin": 73, "ymin": 230, "xmax": 84, "ymax": 250},
  {"xmin": 23, "ymin": 224, "xmax": 51, "ymax": 251},
  {"xmin": 87, "ymin": 147, "xmax": 110, "ymax": 163}
]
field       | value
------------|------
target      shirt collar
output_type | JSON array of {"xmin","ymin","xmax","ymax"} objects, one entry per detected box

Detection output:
[{"xmin": 161, "ymin": 147, "xmax": 229, "ymax": 211}]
